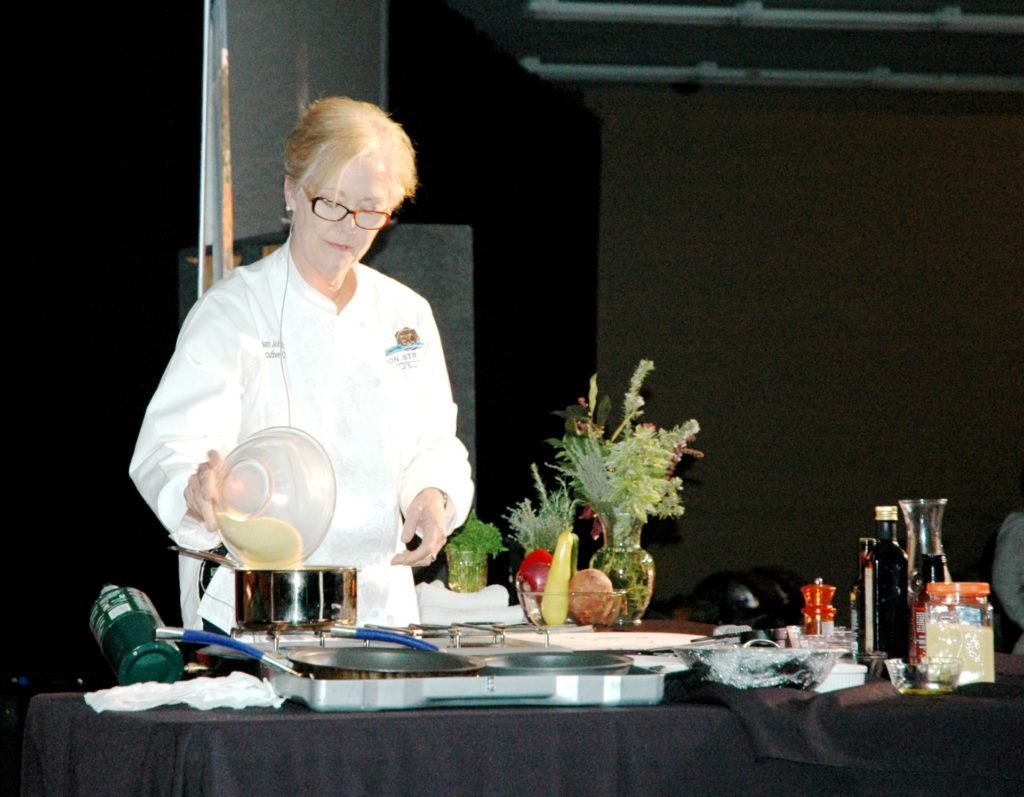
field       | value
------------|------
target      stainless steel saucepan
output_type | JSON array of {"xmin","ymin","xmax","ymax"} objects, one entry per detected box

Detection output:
[{"xmin": 170, "ymin": 545, "xmax": 357, "ymax": 633}]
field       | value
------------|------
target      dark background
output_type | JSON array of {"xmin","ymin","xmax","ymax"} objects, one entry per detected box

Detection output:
[{"xmin": 9, "ymin": 5, "xmax": 204, "ymax": 681}]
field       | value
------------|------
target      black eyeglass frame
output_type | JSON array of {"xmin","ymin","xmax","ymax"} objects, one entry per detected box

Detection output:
[{"xmin": 307, "ymin": 195, "xmax": 393, "ymax": 230}]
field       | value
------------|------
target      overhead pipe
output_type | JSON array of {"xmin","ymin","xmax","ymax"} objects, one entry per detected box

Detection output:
[
  {"xmin": 526, "ymin": 1, "xmax": 1024, "ymax": 35},
  {"xmin": 519, "ymin": 57, "xmax": 1024, "ymax": 93}
]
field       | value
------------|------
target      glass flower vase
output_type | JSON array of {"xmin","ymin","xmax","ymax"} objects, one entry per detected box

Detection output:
[{"xmin": 589, "ymin": 512, "xmax": 655, "ymax": 626}]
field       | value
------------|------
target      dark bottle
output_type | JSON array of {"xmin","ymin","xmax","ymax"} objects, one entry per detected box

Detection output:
[
  {"xmin": 850, "ymin": 536, "xmax": 876, "ymax": 659},
  {"xmin": 865, "ymin": 505, "xmax": 909, "ymax": 659}
]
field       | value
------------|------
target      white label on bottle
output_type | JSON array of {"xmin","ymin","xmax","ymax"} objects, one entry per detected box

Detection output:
[
  {"xmin": 911, "ymin": 602, "xmax": 928, "ymax": 662},
  {"xmin": 863, "ymin": 566, "xmax": 875, "ymax": 651}
]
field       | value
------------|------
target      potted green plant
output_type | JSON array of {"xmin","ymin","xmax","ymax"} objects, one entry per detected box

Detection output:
[
  {"xmin": 445, "ymin": 509, "xmax": 507, "ymax": 593},
  {"xmin": 504, "ymin": 463, "xmax": 579, "ymax": 556}
]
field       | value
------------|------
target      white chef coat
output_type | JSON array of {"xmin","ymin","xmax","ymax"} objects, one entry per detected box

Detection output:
[{"xmin": 129, "ymin": 242, "xmax": 473, "ymax": 631}]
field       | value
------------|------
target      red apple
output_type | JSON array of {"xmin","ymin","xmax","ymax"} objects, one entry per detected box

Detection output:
[
  {"xmin": 517, "ymin": 561, "xmax": 551, "ymax": 593},
  {"xmin": 517, "ymin": 549, "xmax": 553, "ymax": 577}
]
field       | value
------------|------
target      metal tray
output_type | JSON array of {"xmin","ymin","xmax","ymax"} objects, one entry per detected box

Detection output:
[{"xmin": 266, "ymin": 666, "xmax": 664, "ymax": 712}]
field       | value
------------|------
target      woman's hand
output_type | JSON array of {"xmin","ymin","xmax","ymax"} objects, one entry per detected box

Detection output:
[
  {"xmin": 184, "ymin": 450, "xmax": 225, "ymax": 531},
  {"xmin": 392, "ymin": 487, "xmax": 448, "ymax": 568}
]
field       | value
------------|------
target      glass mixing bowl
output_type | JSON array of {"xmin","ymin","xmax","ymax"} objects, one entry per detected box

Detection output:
[{"xmin": 215, "ymin": 426, "xmax": 336, "ymax": 569}]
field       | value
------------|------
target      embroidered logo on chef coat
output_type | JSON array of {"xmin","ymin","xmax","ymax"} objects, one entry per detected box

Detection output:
[
  {"xmin": 262, "ymin": 339, "xmax": 285, "ymax": 359},
  {"xmin": 385, "ymin": 327, "xmax": 424, "ymax": 370}
]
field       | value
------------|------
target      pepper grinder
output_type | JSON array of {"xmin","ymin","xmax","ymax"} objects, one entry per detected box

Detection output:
[{"xmin": 801, "ymin": 577, "xmax": 836, "ymax": 636}]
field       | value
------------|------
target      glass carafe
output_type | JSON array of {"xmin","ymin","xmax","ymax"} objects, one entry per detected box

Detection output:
[{"xmin": 899, "ymin": 498, "xmax": 951, "ymax": 661}]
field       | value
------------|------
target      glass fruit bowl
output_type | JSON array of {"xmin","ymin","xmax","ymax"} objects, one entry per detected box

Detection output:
[
  {"xmin": 517, "ymin": 587, "xmax": 628, "ymax": 627},
  {"xmin": 215, "ymin": 427, "xmax": 336, "ymax": 569}
]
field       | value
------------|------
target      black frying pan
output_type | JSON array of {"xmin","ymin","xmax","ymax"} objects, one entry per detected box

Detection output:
[
  {"xmin": 286, "ymin": 648, "xmax": 485, "ymax": 680},
  {"xmin": 478, "ymin": 650, "xmax": 634, "ymax": 675}
]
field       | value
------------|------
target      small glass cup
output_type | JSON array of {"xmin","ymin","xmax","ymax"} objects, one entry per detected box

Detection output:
[
  {"xmin": 884, "ymin": 657, "xmax": 962, "ymax": 695},
  {"xmin": 446, "ymin": 550, "xmax": 488, "ymax": 593},
  {"xmin": 856, "ymin": 650, "xmax": 890, "ymax": 679}
]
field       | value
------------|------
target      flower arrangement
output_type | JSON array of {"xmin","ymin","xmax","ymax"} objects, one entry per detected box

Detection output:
[
  {"xmin": 549, "ymin": 359, "xmax": 702, "ymax": 547},
  {"xmin": 504, "ymin": 359, "xmax": 702, "ymax": 623}
]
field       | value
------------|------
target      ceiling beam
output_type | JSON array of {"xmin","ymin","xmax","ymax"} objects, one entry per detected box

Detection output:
[
  {"xmin": 519, "ymin": 57, "xmax": 1024, "ymax": 92},
  {"xmin": 526, "ymin": 1, "xmax": 1024, "ymax": 34}
]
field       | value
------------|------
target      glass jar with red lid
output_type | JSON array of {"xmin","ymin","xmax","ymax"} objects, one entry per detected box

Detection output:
[{"xmin": 924, "ymin": 581, "xmax": 995, "ymax": 684}]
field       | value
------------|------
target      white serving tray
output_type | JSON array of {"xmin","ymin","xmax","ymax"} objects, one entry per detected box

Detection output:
[{"xmin": 267, "ymin": 667, "xmax": 664, "ymax": 712}]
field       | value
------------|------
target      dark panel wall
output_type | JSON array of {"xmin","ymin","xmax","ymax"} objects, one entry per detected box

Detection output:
[{"xmin": 588, "ymin": 86, "xmax": 1024, "ymax": 611}]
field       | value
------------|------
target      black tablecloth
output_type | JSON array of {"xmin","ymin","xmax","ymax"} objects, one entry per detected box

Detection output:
[
  {"xmin": 20, "ymin": 655, "xmax": 1024, "ymax": 797},
  {"xmin": 670, "ymin": 677, "xmax": 1024, "ymax": 776}
]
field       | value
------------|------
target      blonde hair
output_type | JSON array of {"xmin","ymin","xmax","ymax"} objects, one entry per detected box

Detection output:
[{"xmin": 284, "ymin": 96, "xmax": 418, "ymax": 210}]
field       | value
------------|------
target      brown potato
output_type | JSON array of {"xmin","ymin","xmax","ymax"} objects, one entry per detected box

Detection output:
[{"xmin": 568, "ymin": 569, "xmax": 620, "ymax": 625}]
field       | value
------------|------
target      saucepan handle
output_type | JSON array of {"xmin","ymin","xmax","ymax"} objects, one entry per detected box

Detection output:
[
  {"xmin": 155, "ymin": 627, "xmax": 300, "ymax": 675},
  {"xmin": 330, "ymin": 626, "xmax": 439, "ymax": 651}
]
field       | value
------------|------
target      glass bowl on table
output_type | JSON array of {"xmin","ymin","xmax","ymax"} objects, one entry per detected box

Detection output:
[
  {"xmin": 672, "ymin": 639, "xmax": 846, "ymax": 690},
  {"xmin": 884, "ymin": 657, "xmax": 962, "ymax": 695}
]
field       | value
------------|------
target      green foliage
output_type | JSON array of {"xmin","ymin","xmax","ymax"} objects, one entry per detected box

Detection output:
[
  {"xmin": 504, "ymin": 463, "xmax": 579, "ymax": 553},
  {"xmin": 446, "ymin": 509, "xmax": 507, "ymax": 557},
  {"xmin": 550, "ymin": 359, "xmax": 702, "ymax": 531}
]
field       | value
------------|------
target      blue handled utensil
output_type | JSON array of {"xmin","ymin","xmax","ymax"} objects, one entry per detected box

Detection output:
[
  {"xmin": 330, "ymin": 626, "xmax": 439, "ymax": 651},
  {"xmin": 155, "ymin": 627, "xmax": 301, "ymax": 674}
]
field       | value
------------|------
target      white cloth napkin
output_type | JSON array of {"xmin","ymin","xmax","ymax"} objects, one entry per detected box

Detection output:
[
  {"xmin": 198, "ymin": 566, "xmax": 237, "ymax": 635},
  {"xmin": 415, "ymin": 580, "xmax": 526, "ymax": 625},
  {"xmin": 84, "ymin": 671, "xmax": 285, "ymax": 713}
]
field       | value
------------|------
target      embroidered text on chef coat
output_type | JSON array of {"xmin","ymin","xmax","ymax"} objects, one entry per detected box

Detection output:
[{"xmin": 262, "ymin": 339, "xmax": 285, "ymax": 359}]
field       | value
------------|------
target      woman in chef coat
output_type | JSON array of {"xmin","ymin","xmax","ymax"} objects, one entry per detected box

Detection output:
[{"xmin": 130, "ymin": 96, "xmax": 474, "ymax": 632}]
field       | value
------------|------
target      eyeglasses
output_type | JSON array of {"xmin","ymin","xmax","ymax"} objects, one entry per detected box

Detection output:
[{"xmin": 308, "ymin": 196, "xmax": 392, "ymax": 230}]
